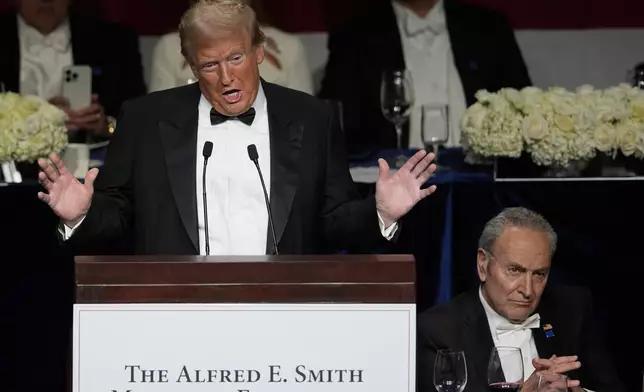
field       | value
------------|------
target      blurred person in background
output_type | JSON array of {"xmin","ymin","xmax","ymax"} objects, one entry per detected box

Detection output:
[
  {"xmin": 0, "ymin": 0, "xmax": 147, "ymax": 139},
  {"xmin": 319, "ymin": 0, "xmax": 531, "ymax": 156},
  {"xmin": 149, "ymin": 0, "xmax": 314, "ymax": 95}
]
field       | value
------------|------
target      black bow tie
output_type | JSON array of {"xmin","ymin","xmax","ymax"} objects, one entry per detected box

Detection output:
[{"xmin": 210, "ymin": 107, "xmax": 256, "ymax": 126}]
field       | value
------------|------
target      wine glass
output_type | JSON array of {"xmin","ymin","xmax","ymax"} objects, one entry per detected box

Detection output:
[
  {"xmin": 538, "ymin": 372, "xmax": 568, "ymax": 392},
  {"xmin": 627, "ymin": 63, "xmax": 644, "ymax": 89},
  {"xmin": 380, "ymin": 69, "xmax": 414, "ymax": 168},
  {"xmin": 421, "ymin": 104, "xmax": 449, "ymax": 170},
  {"xmin": 634, "ymin": 68, "xmax": 644, "ymax": 90},
  {"xmin": 433, "ymin": 349, "xmax": 467, "ymax": 392},
  {"xmin": 487, "ymin": 347, "xmax": 524, "ymax": 391}
]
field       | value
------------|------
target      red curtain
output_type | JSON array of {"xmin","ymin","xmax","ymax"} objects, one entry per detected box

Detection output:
[{"xmin": 1, "ymin": 0, "xmax": 643, "ymax": 35}]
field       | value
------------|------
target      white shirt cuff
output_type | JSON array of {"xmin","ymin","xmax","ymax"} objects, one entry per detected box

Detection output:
[
  {"xmin": 377, "ymin": 211, "xmax": 398, "ymax": 241},
  {"xmin": 58, "ymin": 215, "xmax": 87, "ymax": 240}
]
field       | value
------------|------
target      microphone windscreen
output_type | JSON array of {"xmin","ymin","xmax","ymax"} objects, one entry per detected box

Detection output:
[
  {"xmin": 202, "ymin": 141, "xmax": 213, "ymax": 158},
  {"xmin": 247, "ymin": 144, "xmax": 259, "ymax": 161}
]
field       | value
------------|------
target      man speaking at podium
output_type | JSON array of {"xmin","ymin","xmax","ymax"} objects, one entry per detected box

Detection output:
[{"xmin": 36, "ymin": 0, "xmax": 437, "ymax": 256}]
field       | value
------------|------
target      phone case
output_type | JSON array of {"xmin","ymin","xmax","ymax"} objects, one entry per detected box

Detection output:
[{"xmin": 62, "ymin": 65, "xmax": 92, "ymax": 110}]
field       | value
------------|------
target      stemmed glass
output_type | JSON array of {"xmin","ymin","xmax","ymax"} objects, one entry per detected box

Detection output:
[
  {"xmin": 488, "ymin": 347, "xmax": 524, "ymax": 391},
  {"xmin": 380, "ymin": 69, "xmax": 414, "ymax": 168},
  {"xmin": 634, "ymin": 69, "xmax": 644, "ymax": 90},
  {"xmin": 421, "ymin": 104, "xmax": 449, "ymax": 170},
  {"xmin": 433, "ymin": 349, "xmax": 467, "ymax": 392},
  {"xmin": 627, "ymin": 65, "xmax": 644, "ymax": 89}
]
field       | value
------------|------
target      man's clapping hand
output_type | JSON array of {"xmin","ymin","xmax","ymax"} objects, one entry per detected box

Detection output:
[{"xmin": 522, "ymin": 355, "xmax": 582, "ymax": 391}]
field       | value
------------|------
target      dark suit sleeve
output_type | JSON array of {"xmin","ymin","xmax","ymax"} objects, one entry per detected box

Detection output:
[
  {"xmin": 67, "ymin": 101, "xmax": 135, "ymax": 250},
  {"xmin": 318, "ymin": 26, "xmax": 367, "ymax": 156},
  {"xmin": 577, "ymin": 291, "xmax": 625, "ymax": 392},
  {"xmin": 489, "ymin": 12, "xmax": 531, "ymax": 89},
  {"xmin": 417, "ymin": 317, "xmax": 440, "ymax": 392},
  {"xmin": 318, "ymin": 105, "xmax": 388, "ymax": 252}
]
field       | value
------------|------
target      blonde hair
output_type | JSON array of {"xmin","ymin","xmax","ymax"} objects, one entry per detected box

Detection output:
[{"xmin": 179, "ymin": 0, "xmax": 265, "ymax": 64}]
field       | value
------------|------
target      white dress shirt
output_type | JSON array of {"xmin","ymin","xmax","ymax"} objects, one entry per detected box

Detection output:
[
  {"xmin": 195, "ymin": 85, "xmax": 272, "ymax": 255},
  {"xmin": 18, "ymin": 15, "xmax": 72, "ymax": 100},
  {"xmin": 61, "ymin": 85, "xmax": 398, "ymax": 251},
  {"xmin": 479, "ymin": 287, "xmax": 539, "ymax": 381},
  {"xmin": 392, "ymin": 0, "xmax": 467, "ymax": 148},
  {"xmin": 149, "ymin": 26, "xmax": 314, "ymax": 95}
]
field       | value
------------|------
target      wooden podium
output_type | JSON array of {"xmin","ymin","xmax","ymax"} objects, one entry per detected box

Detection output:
[
  {"xmin": 71, "ymin": 255, "xmax": 416, "ymax": 392},
  {"xmin": 75, "ymin": 254, "xmax": 416, "ymax": 304}
]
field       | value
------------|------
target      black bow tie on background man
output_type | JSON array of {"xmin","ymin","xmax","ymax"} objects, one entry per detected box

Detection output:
[{"xmin": 210, "ymin": 107, "xmax": 256, "ymax": 126}]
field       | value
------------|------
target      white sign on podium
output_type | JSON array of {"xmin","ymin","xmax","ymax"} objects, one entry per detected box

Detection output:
[{"xmin": 73, "ymin": 303, "xmax": 415, "ymax": 392}]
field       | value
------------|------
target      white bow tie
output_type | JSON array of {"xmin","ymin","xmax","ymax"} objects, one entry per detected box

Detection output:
[
  {"xmin": 496, "ymin": 313, "xmax": 540, "ymax": 338},
  {"xmin": 24, "ymin": 29, "xmax": 69, "ymax": 53},
  {"xmin": 405, "ymin": 15, "xmax": 445, "ymax": 37}
]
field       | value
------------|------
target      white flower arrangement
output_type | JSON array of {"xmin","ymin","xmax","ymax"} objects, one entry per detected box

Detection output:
[
  {"xmin": 461, "ymin": 84, "xmax": 644, "ymax": 166},
  {"xmin": 0, "ymin": 92, "xmax": 68, "ymax": 164}
]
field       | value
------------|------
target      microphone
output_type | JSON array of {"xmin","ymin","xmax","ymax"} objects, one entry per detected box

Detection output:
[
  {"xmin": 202, "ymin": 141, "xmax": 213, "ymax": 255},
  {"xmin": 247, "ymin": 144, "xmax": 279, "ymax": 255}
]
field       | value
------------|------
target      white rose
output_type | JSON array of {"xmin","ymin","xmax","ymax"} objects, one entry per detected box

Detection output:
[
  {"xmin": 575, "ymin": 108, "xmax": 597, "ymax": 131},
  {"xmin": 521, "ymin": 86, "xmax": 543, "ymax": 96},
  {"xmin": 577, "ymin": 86, "xmax": 602, "ymax": 108},
  {"xmin": 475, "ymin": 90, "xmax": 495, "ymax": 104},
  {"xmin": 0, "ymin": 92, "xmax": 21, "ymax": 109},
  {"xmin": 549, "ymin": 87, "xmax": 570, "ymax": 97},
  {"xmin": 617, "ymin": 122, "xmax": 641, "ymax": 156},
  {"xmin": 501, "ymin": 88, "xmax": 523, "ymax": 109},
  {"xmin": 576, "ymin": 85, "xmax": 595, "ymax": 95},
  {"xmin": 522, "ymin": 114, "xmax": 549, "ymax": 141},
  {"xmin": 554, "ymin": 96, "xmax": 578, "ymax": 116},
  {"xmin": 593, "ymin": 124, "xmax": 617, "ymax": 152},
  {"xmin": 461, "ymin": 103, "xmax": 487, "ymax": 132},
  {"xmin": 554, "ymin": 114, "xmax": 575, "ymax": 133},
  {"xmin": 491, "ymin": 94, "xmax": 512, "ymax": 113},
  {"xmin": 595, "ymin": 97, "xmax": 619, "ymax": 123},
  {"xmin": 631, "ymin": 98, "xmax": 644, "ymax": 121},
  {"xmin": 610, "ymin": 83, "xmax": 640, "ymax": 100},
  {"xmin": 604, "ymin": 85, "xmax": 628, "ymax": 102}
]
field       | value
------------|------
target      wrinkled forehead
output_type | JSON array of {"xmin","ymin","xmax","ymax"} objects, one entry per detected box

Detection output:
[
  {"xmin": 188, "ymin": 27, "xmax": 255, "ymax": 64},
  {"xmin": 491, "ymin": 229, "xmax": 552, "ymax": 270}
]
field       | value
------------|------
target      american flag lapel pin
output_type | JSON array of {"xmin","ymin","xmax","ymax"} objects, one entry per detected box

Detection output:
[{"xmin": 543, "ymin": 324, "xmax": 555, "ymax": 338}]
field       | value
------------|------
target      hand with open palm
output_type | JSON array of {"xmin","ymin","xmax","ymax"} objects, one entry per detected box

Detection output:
[
  {"xmin": 375, "ymin": 150, "xmax": 437, "ymax": 227},
  {"xmin": 37, "ymin": 153, "xmax": 99, "ymax": 227}
]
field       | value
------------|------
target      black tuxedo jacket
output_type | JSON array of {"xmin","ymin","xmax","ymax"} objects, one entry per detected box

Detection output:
[
  {"xmin": 66, "ymin": 81, "xmax": 388, "ymax": 255},
  {"xmin": 416, "ymin": 285, "xmax": 624, "ymax": 392},
  {"xmin": 0, "ymin": 9, "xmax": 146, "ymax": 119},
  {"xmin": 318, "ymin": 0, "xmax": 532, "ymax": 156}
]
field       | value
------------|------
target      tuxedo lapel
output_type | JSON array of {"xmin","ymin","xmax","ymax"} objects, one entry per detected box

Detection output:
[
  {"xmin": 532, "ymin": 297, "xmax": 558, "ymax": 360},
  {"xmin": 369, "ymin": 1, "xmax": 409, "ymax": 146},
  {"xmin": 463, "ymin": 291, "xmax": 496, "ymax": 388},
  {"xmin": 69, "ymin": 13, "xmax": 103, "ymax": 94},
  {"xmin": 69, "ymin": 14, "xmax": 92, "ymax": 66},
  {"xmin": 444, "ymin": 0, "xmax": 485, "ymax": 106},
  {"xmin": 262, "ymin": 81, "xmax": 302, "ymax": 254},
  {"xmin": 373, "ymin": 1, "xmax": 406, "ymax": 71},
  {"xmin": 0, "ymin": 11, "xmax": 20, "ymax": 92},
  {"xmin": 158, "ymin": 84, "xmax": 201, "ymax": 253}
]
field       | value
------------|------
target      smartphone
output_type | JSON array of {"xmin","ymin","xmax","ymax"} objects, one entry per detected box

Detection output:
[{"xmin": 62, "ymin": 65, "xmax": 92, "ymax": 110}]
